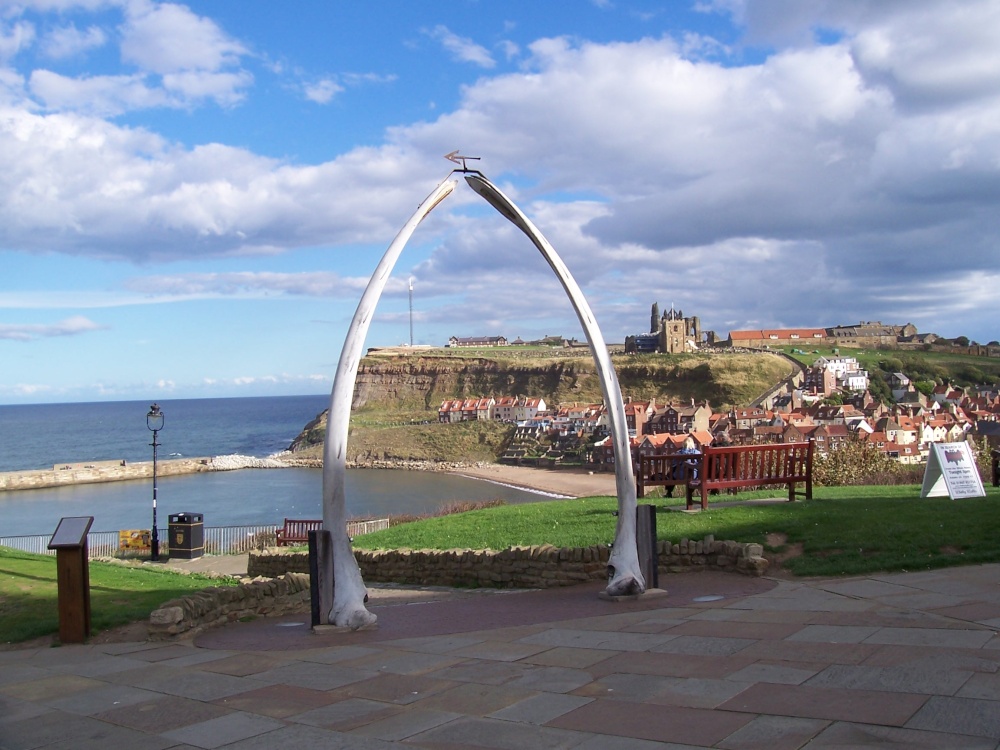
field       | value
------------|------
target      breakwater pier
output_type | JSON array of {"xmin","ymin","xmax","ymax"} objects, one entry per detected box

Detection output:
[
  {"xmin": 0, "ymin": 454, "xmax": 297, "ymax": 492},
  {"xmin": 0, "ymin": 458, "xmax": 214, "ymax": 492}
]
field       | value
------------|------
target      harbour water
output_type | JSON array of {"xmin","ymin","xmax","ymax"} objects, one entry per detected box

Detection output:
[{"xmin": 0, "ymin": 396, "xmax": 546, "ymax": 535}]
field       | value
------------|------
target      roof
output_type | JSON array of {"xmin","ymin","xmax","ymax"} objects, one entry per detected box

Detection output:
[{"xmin": 729, "ymin": 329, "xmax": 826, "ymax": 341}]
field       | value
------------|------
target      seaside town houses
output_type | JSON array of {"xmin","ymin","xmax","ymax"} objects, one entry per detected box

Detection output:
[
  {"xmin": 441, "ymin": 315, "xmax": 998, "ymax": 467},
  {"xmin": 437, "ymin": 364, "xmax": 1000, "ymax": 470}
]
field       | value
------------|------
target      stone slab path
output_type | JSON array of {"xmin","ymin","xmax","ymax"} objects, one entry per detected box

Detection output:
[{"xmin": 4, "ymin": 565, "xmax": 1000, "ymax": 748}]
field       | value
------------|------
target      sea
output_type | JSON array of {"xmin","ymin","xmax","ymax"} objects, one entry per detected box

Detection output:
[{"xmin": 0, "ymin": 395, "xmax": 547, "ymax": 536}]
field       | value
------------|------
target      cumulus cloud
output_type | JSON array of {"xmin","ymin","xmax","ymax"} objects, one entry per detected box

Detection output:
[
  {"xmin": 29, "ymin": 69, "xmax": 168, "ymax": 114},
  {"xmin": 39, "ymin": 23, "xmax": 106, "ymax": 59},
  {"xmin": 120, "ymin": 2, "xmax": 247, "ymax": 76},
  {"xmin": 17, "ymin": 1, "xmax": 253, "ymax": 113},
  {"xmin": 0, "ymin": 315, "xmax": 106, "ymax": 341}
]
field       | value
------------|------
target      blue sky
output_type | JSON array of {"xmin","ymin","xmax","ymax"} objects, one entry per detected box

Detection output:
[{"xmin": 2, "ymin": 0, "xmax": 999, "ymax": 404}]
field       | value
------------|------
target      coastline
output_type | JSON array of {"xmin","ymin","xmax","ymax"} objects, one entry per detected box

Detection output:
[{"xmin": 0, "ymin": 454, "xmax": 618, "ymax": 499}]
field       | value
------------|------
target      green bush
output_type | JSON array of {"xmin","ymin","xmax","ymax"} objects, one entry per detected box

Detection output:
[{"xmin": 814, "ymin": 438, "xmax": 907, "ymax": 486}]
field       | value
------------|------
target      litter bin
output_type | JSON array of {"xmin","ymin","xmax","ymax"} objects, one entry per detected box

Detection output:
[{"xmin": 168, "ymin": 512, "xmax": 204, "ymax": 559}]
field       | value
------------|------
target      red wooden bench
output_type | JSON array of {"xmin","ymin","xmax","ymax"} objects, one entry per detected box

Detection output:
[
  {"xmin": 634, "ymin": 441, "xmax": 814, "ymax": 510},
  {"xmin": 275, "ymin": 518, "xmax": 323, "ymax": 546},
  {"xmin": 693, "ymin": 442, "xmax": 814, "ymax": 510}
]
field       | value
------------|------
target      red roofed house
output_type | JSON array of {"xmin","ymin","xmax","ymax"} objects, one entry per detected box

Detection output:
[{"xmin": 727, "ymin": 329, "xmax": 827, "ymax": 348}]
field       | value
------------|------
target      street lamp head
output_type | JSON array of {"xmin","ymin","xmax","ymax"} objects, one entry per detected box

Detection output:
[{"xmin": 146, "ymin": 403, "xmax": 164, "ymax": 432}]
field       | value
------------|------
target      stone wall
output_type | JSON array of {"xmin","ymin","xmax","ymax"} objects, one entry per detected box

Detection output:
[
  {"xmin": 247, "ymin": 535, "xmax": 768, "ymax": 586},
  {"xmin": 148, "ymin": 573, "xmax": 310, "ymax": 640},
  {"xmin": 149, "ymin": 537, "xmax": 767, "ymax": 640}
]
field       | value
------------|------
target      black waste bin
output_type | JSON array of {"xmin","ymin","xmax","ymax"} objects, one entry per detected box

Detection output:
[{"xmin": 168, "ymin": 512, "xmax": 204, "ymax": 559}]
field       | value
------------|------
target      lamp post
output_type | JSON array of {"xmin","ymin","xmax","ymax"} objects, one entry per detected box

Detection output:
[{"xmin": 146, "ymin": 404, "xmax": 164, "ymax": 561}]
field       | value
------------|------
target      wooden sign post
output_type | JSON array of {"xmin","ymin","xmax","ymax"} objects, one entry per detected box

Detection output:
[
  {"xmin": 921, "ymin": 443, "xmax": 986, "ymax": 499},
  {"xmin": 47, "ymin": 516, "xmax": 94, "ymax": 643}
]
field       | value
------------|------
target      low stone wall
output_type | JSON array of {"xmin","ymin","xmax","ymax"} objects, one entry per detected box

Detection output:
[
  {"xmin": 247, "ymin": 535, "xmax": 768, "ymax": 586},
  {"xmin": 149, "ymin": 537, "xmax": 767, "ymax": 640},
  {"xmin": 148, "ymin": 573, "xmax": 310, "ymax": 640}
]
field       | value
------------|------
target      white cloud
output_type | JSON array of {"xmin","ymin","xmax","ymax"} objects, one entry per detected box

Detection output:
[
  {"xmin": 39, "ymin": 23, "xmax": 106, "ymax": 59},
  {"xmin": 303, "ymin": 77, "xmax": 343, "ymax": 104},
  {"xmin": 13, "ymin": 1, "xmax": 253, "ymax": 113},
  {"xmin": 425, "ymin": 25, "xmax": 496, "ymax": 68},
  {"xmin": 0, "ymin": 314, "xmax": 106, "ymax": 341},
  {"xmin": 121, "ymin": 271, "xmax": 370, "ymax": 298},
  {"xmin": 120, "ymin": 1, "xmax": 247, "ymax": 75},
  {"xmin": 0, "ymin": 19, "xmax": 36, "ymax": 61},
  {"xmin": 29, "ymin": 69, "xmax": 167, "ymax": 114}
]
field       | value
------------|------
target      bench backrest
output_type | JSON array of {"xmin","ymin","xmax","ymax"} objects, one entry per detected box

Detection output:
[
  {"xmin": 283, "ymin": 519, "xmax": 323, "ymax": 534},
  {"xmin": 702, "ymin": 442, "xmax": 813, "ymax": 484}
]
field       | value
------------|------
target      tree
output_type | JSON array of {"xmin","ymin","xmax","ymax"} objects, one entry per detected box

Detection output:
[{"xmin": 867, "ymin": 374, "xmax": 893, "ymax": 404}]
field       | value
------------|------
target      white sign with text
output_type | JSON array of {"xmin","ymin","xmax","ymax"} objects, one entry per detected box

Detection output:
[{"xmin": 920, "ymin": 442, "xmax": 985, "ymax": 499}]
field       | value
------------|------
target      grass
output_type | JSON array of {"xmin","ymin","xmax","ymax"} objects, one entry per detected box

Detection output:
[
  {"xmin": 354, "ymin": 484, "xmax": 1000, "ymax": 578},
  {"xmin": 0, "ymin": 548, "xmax": 237, "ymax": 645}
]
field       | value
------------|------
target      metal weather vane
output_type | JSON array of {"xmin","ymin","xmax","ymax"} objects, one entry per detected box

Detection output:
[{"xmin": 444, "ymin": 150, "xmax": 481, "ymax": 171}]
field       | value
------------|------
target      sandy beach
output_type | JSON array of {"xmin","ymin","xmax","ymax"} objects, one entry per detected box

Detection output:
[{"xmin": 449, "ymin": 464, "xmax": 618, "ymax": 498}]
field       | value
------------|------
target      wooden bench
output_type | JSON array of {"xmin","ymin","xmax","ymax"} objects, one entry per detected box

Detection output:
[
  {"xmin": 635, "ymin": 453, "xmax": 699, "ymax": 505},
  {"xmin": 693, "ymin": 442, "xmax": 814, "ymax": 510},
  {"xmin": 275, "ymin": 519, "xmax": 323, "ymax": 546},
  {"xmin": 634, "ymin": 441, "xmax": 814, "ymax": 511}
]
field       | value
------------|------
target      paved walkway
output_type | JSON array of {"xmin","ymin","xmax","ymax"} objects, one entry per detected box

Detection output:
[{"xmin": 4, "ymin": 563, "xmax": 1000, "ymax": 749}]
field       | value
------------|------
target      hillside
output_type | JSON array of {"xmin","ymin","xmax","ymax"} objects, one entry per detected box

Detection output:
[
  {"xmin": 287, "ymin": 348, "xmax": 795, "ymax": 462},
  {"xmin": 351, "ymin": 348, "xmax": 794, "ymax": 411}
]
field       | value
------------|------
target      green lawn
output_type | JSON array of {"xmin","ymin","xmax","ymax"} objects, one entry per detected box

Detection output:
[
  {"xmin": 355, "ymin": 484, "xmax": 1000, "ymax": 578},
  {"xmin": 0, "ymin": 548, "xmax": 236, "ymax": 645}
]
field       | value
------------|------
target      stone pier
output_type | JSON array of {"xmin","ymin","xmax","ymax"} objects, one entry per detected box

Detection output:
[{"xmin": 0, "ymin": 457, "xmax": 214, "ymax": 492}]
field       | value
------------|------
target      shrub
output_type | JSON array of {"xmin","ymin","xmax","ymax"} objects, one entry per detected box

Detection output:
[{"xmin": 814, "ymin": 438, "xmax": 905, "ymax": 486}]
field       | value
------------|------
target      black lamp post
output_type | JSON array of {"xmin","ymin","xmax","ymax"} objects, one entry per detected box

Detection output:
[{"xmin": 146, "ymin": 404, "xmax": 164, "ymax": 561}]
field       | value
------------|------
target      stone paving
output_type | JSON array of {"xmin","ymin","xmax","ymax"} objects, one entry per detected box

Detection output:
[{"xmin": 3, "ymin": 564, "xmax": 1000, "ymax": 749}]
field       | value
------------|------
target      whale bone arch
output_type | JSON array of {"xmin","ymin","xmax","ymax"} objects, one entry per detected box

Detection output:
[{"xmin": 322, "ymin": 170, "xmax": 644, "ymax": 629}]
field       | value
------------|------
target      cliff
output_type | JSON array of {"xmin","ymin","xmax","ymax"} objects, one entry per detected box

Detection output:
[
  {"xmin": 350, "ymin": 349, "xmax": 793, "ymax": 411},
  {"xmin": 288, "ymin": 349, "xmax": 795, "ymax": 462}
]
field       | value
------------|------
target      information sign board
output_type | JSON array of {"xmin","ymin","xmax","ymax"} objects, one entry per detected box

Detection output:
[
  {"xmin": 920, "ymin": 442, "xmax": 985, "ymax": 499},
  {"xmin": 119, "ymin": 529, "xmax": 151, "ymax": 550}
]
